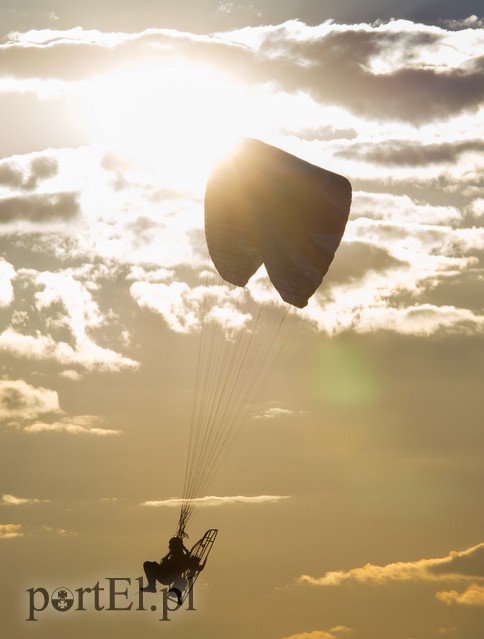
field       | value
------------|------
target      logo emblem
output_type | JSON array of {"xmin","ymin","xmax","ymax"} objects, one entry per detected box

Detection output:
[{"xmin": 51, "ymin": 587, "xmax": 74, "ymax": 612}]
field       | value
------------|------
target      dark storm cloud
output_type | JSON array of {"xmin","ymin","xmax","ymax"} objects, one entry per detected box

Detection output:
[
  {"xmin": 0, "ymin": 155, "xmax": 58, "ymax": 189},
  {"xmin": 0, "ymin": 191, "xmax": 79, "ymax": 222}
]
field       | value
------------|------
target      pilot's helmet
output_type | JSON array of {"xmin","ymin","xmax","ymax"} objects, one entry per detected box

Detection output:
[{"xmin": 169, "ymin": 536, "xmax": 184, "ymax": 549}]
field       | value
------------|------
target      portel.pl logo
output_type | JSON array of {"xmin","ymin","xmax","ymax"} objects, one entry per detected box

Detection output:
[{"xmin": 26, "ymin": 577, "xmax": 195, "ymax": 622}]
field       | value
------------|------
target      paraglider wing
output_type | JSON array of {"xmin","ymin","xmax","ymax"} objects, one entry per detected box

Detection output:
[
  {"xmin": 204, "ymin": 146, "xmax": 264, "ymax": 287},
  {"xmin": 178, "ymin": 142, "xmax": 351, "ymax": 535},
  {"xmin": 204, "ymin": 138, "xmax": 352, "ymax": 308}
]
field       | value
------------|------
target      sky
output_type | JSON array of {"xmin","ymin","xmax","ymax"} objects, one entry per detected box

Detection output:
[{"xmin": 0, "ymin": 1, "xmax": 483, "ymax": 638}]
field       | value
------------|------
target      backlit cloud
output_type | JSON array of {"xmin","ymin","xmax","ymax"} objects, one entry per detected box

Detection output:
[
  {"xmin": 1, "ymin": 493, "xmax": 50, "ymax": 505},
  {"xmin": 0, "ymin": 523, "xmax": 74, "ymax": 538},
  {"xmin": 0, "ymin": 379, "xmax": 60, "ymax": 423},
  {"xmin": 299, "ymin": 542, "xmax": 484, "ymax": 586},
  {"xmin": 0, "ymin": 18, "xmax": 480, "ymax": 397},
  {"xmin": 217, "ymin": 19, "xmax": 484, "ymax": 123},
  {"xmin": 0, "ymin": 379, "xmax": 118, "ymax": 436},
  {"xmin": 25, "ymin": 415, "xmax": 120, "ymax": 436},
  {"xmin": 0, "ymin": 523, "xmax": 22, "ymax": 539},
  {"xmin": 337, "ymin": 139, "xmax": 484, "ymax": 167},
  {"xmin": 253, "ymin": 407, "xmax": 307, "ymax": 419},
  {"xmin": 2, "ymin": 20, "xmax": 482, "ymax": 127},
  {"xmin": 0, "ymin": 154, "xmax": 58, "ymax": 190},
  {"xmin": 130, "ymin": 279, "xmax": 253, "ymax": 335},
  {"xmin": 0, "ymin": 192, "xmax": 79, "ymax": 223},
  {"xmin": 281, "ymin": 628, "xmax": 353, "ymax": 639},
  {"xmin": 142, "ymin": 494, "xmax": 290, "ymax": 507},
  {"xmin": 0, "ymin": 266, "xmax": 138, "ymax": 372},
  {"xmin": 0, "ymin": 259, "xmax": 15, "ymax": 306},
  {"xmin": 437, "ymin": 584, "xmax": 484, "ymax": 607}
]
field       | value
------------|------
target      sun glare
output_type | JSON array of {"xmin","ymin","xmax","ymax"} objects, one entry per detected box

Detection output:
[{"xmin": 79, "ymin": 62, "xmax": 253, "ymax": 192}]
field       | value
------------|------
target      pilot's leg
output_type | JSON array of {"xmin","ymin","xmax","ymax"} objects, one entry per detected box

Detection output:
[{"xmin": 142, "ymin": 560, "xmax": 161, "ymax": 592}]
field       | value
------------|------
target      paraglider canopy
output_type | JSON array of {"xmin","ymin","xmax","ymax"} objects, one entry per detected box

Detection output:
[
  {"xmin": 204, "ymin": 138, "xmax": 352, "ymax": 308},
  {"xmin": 176, "ymin": 139, "xmax": 351, "ymax": 539}
]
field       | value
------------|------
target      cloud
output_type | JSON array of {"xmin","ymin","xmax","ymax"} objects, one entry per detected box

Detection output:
[
  {"xmin": 0, "ymin": 379, "xmax": 61, "ymax": 423},
  {"xmin": 0, "ymin": 259, "xmax": 15, "ymax": 306},
  {"xmin": 253, "ymin": 407, "xmax": 306, "ymax": 419},
  {"xmin": 0, "ymin": 161, "xmax": 26, "ymax": 189},
  {"xmin": 3, "ymin": 20, "xmax": 483, "ymax": 126},
  {"xmin": 0, "ymin": 155, "xmax": 58, "ymax": 190},
  {"xmin": 303, "ymin": 270, "xmax": 484, "ymax": 336},
  {"xmin": 0, "ymin": 27, "xmax": 213, "ymax": 82},
  {"xmin": 299, "ymin": 542, "xmax": 484, "ymax": 586},
  {"xmin": 289, "ymin": 125, "xmax": 358, "ymax": 142},
  {"xmin": 0, "ymin": 267, "xmax": 138, "ymax": 372},
  {"xmin": 337, "ymin": 139, "xmax": 484, "ymax": 167},
  {"xmin": 0, "ymin": 21, "xmax": 481, "ymax": 345},
  {"xmin": 437, "ymin": 584, "xmax": 484, "ymax": 607},
  {"xmin": 347, "ymin": 303, "xmax": 484, "ymax": 336},
  {"xmin": 443, "ymin": 16, "xmax": 484, "ymax": 30},
  {"xmin": 0, "ymin": 192, "xmax": 79, "ymax": 223},
  {"xmin": 281, "ymin": 628, "xmax": 353, "ymax": 639},
  {"xmin": 349, "ymin": 193, "xmax": 462, "ymax": 224},
  {"xmin": 59, "ymin": 369, "xmax": 84, "ymax": 381},
  {"xmin": 27, "ymin": 156, "xmax": 59, "ymax": 186},
  {"xmin": 37, "ymin": 525, "xmax": 74, "ymax": 536},
  {"xmin": 0, "ymin": 379, "xmax": 118, "ymax": 435},
  {"xmin": 217, "ymin": 2, "xmax": 262, "ymax": 19},
  {"xmin": 24, "ymin": 414, "xmax": 120, "ymax": 436},
  {"xmin": 1, "ymin": 493, "xmax": 50, "ymax": 505},
  {"xmin": 298, "ymin": 201, "xmax": 484, "ymax": 335},
  {"xmin": 0, "ymin": 523, "xmax": 22, "ymax": 539},
  {"xmin": 130, "ymin": 279, "xmax": 253, "ymax": 335},
  {"xmin": 218, "ymin": 19, "xmax": 484, "ymax": 123},
  {"xmin": 142, "ymin": 494, "xmax": 290, "ymax": 508},
  {"xmin": 130, "ymin": 280, "xmax": 201, "ymax": 334},
  {"xmin": 429, "ymin": 543, "xmax": 484, "ymax": 579},
  {"xmin": 0, "ymin": 327, "xmax": 137, "ymax": 372}
]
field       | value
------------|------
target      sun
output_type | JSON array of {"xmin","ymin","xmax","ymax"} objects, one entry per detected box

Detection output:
[{"xmin": 79, "ymin": 61, "xmax": 255, "ymax": 193}]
